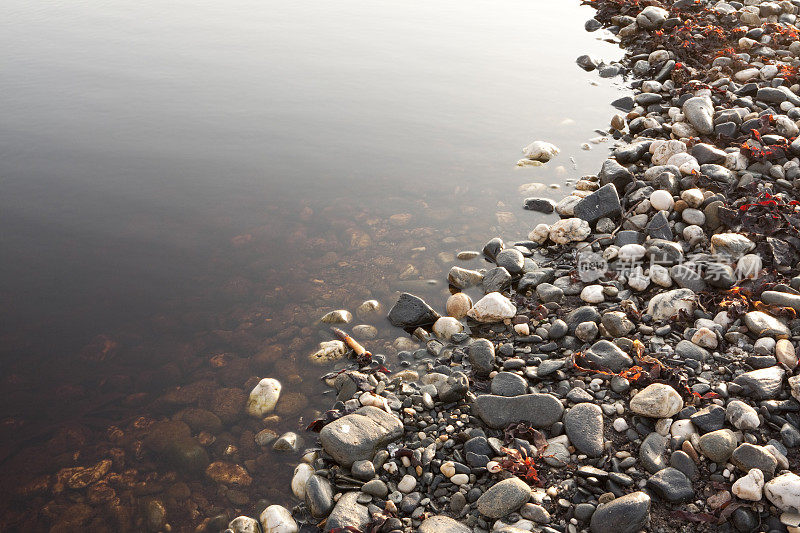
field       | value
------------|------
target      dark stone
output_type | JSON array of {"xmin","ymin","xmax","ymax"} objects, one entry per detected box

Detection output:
[
  {"xmin": 566, "ymin": 306, "xmax": 602, "ymax": 331},
  {"xmin": 646, "ymin": 210, "xmax": 672, "ymax": 240},
  {"xmin": 589, "ymin": 491, "xmax": 650, "ymax": 533},
  {"xmin": 670, "ymin": 450, "xmax": 698, "ymax": 480},
  {"xmin": 387, "ymin": 293, "xmax": 440, "ymax": 328},
  {"xmin": 690, "ymin": 405, "xmax": 726, "ymax": 434},
  {"xmin": 639, "ymin": 432, "xmax": 669, "ymax": 474},
  {"xmin": 483, "ymin": 267, "xmax": 512, "ymax": 293},
  {"xmin": 490, "ymin": 372, "xmax": 528, "ymax": 397},
  {"xmin": 574, "ymin": 184, "xmax": 622, "ymax": 224},
  {"xmin": 564, "ymin": 403, "xmax": 604, "ymax": 457},
  {"xmin": 524, "ymin": 197, "xmax": 557, "ymax": 213},
  {"xmin": 730, "ymin": 443, "xmax": 778, "ymax": 479},
  {"xmin": 495, "ymin": 249, "xmax": 525, "ymax": 275},
  {"xmin": 473, "ymin": 393, "xmax": 564, "ymax": 429},
  {"xmin": 483, "ymin": 237, "xmax": 504, "ymax": 260},
  {"xmin": 598, "ymin": 159, "xmax": 633, "ymax": 193},
  {"xmin": 467, "ymin": 339, "xmax": 495, "ymax": 375},
  {"xmin": 646, "ymin": 467, "xmax": 694, "ymax": 502},
  {"xmin": 584, "ymin": 340, "xmax": 633, "ymax": 372}
]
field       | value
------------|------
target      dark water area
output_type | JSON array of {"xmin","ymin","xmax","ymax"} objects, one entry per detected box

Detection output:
[{"xmin": 0, "ymin": 0, "xmax": 624, "ymax": 530}]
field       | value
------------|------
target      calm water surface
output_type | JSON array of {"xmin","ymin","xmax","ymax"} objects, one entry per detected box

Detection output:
[{"xmin": 0, "ymin": 0, "xmax": 623, "ymax": 529}]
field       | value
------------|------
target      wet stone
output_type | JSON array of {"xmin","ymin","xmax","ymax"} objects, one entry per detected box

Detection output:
[{"xmin": 305, "ymin": 475, "xmax": 334, "ymax": 518}]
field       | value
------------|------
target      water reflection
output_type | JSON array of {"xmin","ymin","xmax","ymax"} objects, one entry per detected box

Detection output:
[{"xmin": 0, "ymin": 0, "xmax": 624, "ymax": 530}]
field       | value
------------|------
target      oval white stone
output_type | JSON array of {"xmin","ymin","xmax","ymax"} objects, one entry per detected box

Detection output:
[{"xmin": 247, "ymin": 378, "xmax": 282, "ymax": 417}]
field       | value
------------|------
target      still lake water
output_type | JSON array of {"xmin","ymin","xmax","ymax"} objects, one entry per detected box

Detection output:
[{"xmin": 0, "ymin": 0, "xmax": 623, "ymax": 529}]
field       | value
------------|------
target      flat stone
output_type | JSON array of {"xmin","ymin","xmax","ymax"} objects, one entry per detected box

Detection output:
[
  {"xmin": 473, "ymin": 394, "xmax": 564, "ymax": 429},
  {"xmin": 743, "ymin": 311, "xmax": 791, "ymax": 338},
  {"xmin": 584, "ymin": 340, "xmax": 633, "ymax": 372},
  {"xmin": 564, "ymin": 403, "xmax": 604, "ymax": 457},
  {"xmin": 646, "ymin": 467, "xmax": 694, "ymax": 502},
  {"xmin": 733, "ymin": 366, "xmax": 785, "ymax": 400},
  {"xmin": 690, "ymin": 405, "xmax": 725, "ymax": 433},
  {"xmin": 319, "ymin": 407, "xmax": 403, "ymax": 466},
  {"xmin": 574, "ymin": 184, "xmax": 622, "ymax": 224},
  {"xmin": 523, "ymin": 197, "xmax": 557, "ymax": 214},
  {"xmin": 731, "ymin": 443, "xmax": 778, "ymax": 479},
  {"xmin": 324, "ymin": 492, "xmax": 369, "ymax": 532},
  {"xmin": 419, "ymin": 516, "xmax": 471, "ymax": 533},
  {"xmin": 589, "ymin": 491, "xmax": 651, "ymax": 533},
  {"xmin": 476, "ymin": 477, "xmax": 532, "ymax": 518}
]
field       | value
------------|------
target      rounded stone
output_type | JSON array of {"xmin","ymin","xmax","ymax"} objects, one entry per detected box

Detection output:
[
  {"xmin": 629, "ymin": 383, "xmax": 683, "ymax": 418},
  {"xmin": 446, "ymin": 293, "xmax": 473, "ymax": 319}
]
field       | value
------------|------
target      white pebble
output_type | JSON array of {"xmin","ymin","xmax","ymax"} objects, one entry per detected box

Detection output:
[
  {"xmin": 613, "ymin": 418, "xmax": 629, "ymax": 432},
  {"xmin": 580, "ymin": 285, "xmax": 605, "ymax": 304},
  {"xmin": 451, "ymin": 473, "xmax": 470, "ymax": 485},
  {"xmin": 397, "ymin": 474, "xmax": 416, "ymax": 493},
  {"xmin": 681, "ymin": 208, "xmax": 705, "ymax": 226},
  {"xmin": 650, "ymin": 190, "xmax": 674, "ymax": 211},
  {"xmin": 681, "ymin": 188, "xmax": 704, "ymax": 208}
]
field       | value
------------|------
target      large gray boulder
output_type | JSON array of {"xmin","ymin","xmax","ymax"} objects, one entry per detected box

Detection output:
[{"xmin": 319, "ymin": 406, "xmax": 403, "ymax": 466}]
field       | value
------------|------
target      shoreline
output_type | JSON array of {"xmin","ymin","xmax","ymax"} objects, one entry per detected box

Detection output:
[{"xmin": 235, "ymin": 0, "xmax": 800, "ymax": 531}]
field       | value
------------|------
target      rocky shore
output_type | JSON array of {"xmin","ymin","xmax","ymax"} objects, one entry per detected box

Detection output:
[{"xmin": 224, "ymin": 0, "xmax": 800, "ymax": 532}]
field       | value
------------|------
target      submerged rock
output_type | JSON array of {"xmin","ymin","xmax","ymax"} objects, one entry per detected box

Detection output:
[
  {"xmin": 246, "ymin": 378, "xmax": 282, "ymax": 417},
  {"xmin": 387, "ymin": 293, "xmax": 440, "ymax": 328}
]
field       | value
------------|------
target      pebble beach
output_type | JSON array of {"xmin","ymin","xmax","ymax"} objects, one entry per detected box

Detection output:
[{"xmin": 231, "ymin": 0, "xmax": 800, "ymax": 532}]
